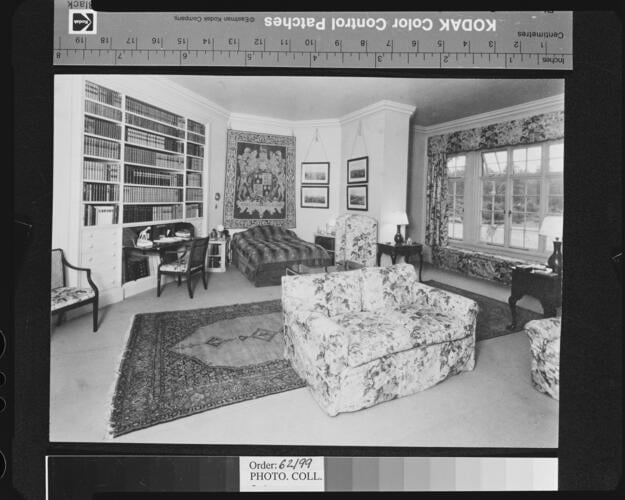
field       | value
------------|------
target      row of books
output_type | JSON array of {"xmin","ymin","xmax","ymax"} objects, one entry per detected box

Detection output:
[
  {"xmin": 84, "ymin": 183, "xmax": 120, "ymax": 202},
  {"xmin": 125, "ymin": 97, "xmax": 185, "ymax": 129},
  {"xmin": 125, "ymin": 145, "xmax": 184, "ymax": 170},
  {"xmin": 187, "ymin": 119, "xmax": 205, "ymax": 136},
  {"xmin": 126, "ymin": 112, "xmax": 185, "ymax": 139},
  {"xmin": 85, "ymin": 99, "xmax": 122, "ymax": 122},
  {"xmin": 186, "ymin": 188, "xmax": 203, "ymax": 202},
  {"xmin": 186, "ymin": 172, "xmax": 202, "ymax": 187},
  {"xmin": 126, "ymin": 127, "xmax": 185, "ymax": 153},
  {"xmin": 83, "ymin": 160, "xmax": 120, "ymax": 182},
  {"xmin": 84, "ymin": 204, "xmax": 119, "ymax": 226},
  {"xmin": 125, "ymin": 165, "xmax": 183, "ymax": 187},
  {"xmin": 85, "ymin": 81, "xmax": 122, "ymax": 108},
  {"xmin": 123, "ymin": 204, "xmax": 183, "ymax": 223},
  {"xmin": 186, "ymin": 156, "xmax": 203, "ymax": 171},
  {"xmin": 187, "ymin": 132, "xmax": 205, "ymax": 144},
  {"xmin": 187, "ymin": 143, "xmax": 204, "ymax": 157},
  {"xmin": 84, "ymin": 136, "xmax": 121, "ymax": 159},
  {"xmin": 85, "ymin": 116, "xmax": 121, "ymax": 140},
  {"xmin": 186, "ymin": 203, "xmax": 203, "ymax": 218},
  {"xmin": 124, "ymin": 186, "xmax": 183, "ymax": 203}
]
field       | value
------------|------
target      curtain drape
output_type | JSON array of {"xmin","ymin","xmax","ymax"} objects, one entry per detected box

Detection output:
[{"xmin": 425, "ymin": 151, "xmax": 449, "ymax": 252}]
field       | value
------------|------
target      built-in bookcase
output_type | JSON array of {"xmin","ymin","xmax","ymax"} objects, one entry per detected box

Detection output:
[
  {"xmin": 81, "ymin": 80, "xmax": 206, "ymax": 227},
  {"xmin": 186, "ymin": 119, "xmax": 205, "ymax": 219},
  {"xmin": 82, "ymin": 81, "xmax": 122, "ymax": 226}
]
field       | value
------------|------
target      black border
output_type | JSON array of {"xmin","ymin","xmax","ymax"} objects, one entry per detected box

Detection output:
[
  {"xmin": 347, "ymin": 156, "xmax": 369, "ymax": 184},
  {"xmin": 301, "ymin": 185, "xmax": 330, "ymax": 209},
  {"xmin": 346, "ymin": 184, "xmax": 369, "ymax": 211},
  {"xmin": 9, "ymin": 2, "xmax": 624, "ymax": 497},
  {"xmin": 301, "ymin": 161, "xmax": 330, "ymax": 186}
]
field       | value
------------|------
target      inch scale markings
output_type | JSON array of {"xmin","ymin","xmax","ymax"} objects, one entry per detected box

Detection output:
[{"xmin": 54, "ymin": 46, "xmax": 571, "ymax": 69}]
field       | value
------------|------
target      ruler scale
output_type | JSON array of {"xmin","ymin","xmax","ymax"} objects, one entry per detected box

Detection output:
[{"xmin": 54, "ymin": 6, "xmax": 572, "ymax": 70}]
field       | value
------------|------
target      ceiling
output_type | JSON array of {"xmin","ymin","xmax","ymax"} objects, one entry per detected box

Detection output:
[{"xmin": 165, "ymin": 76, "xmax": 564, "ymax": 126}]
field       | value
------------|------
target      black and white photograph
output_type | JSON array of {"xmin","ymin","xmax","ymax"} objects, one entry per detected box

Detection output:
[
  {"xmin": 48, "ymin": 74, "xmax": 569, "ymax": 449},
  {"xmin": 301, "ymin": 161, "xmax": 330, "ymax": 185},
  {"xmin": 301, "ymin": 185, "xmax": 329, "ymax": 208},
  {"xmin": 347, "ymin": 156, "xmax": 369, "ymax": 184},
  {"xmin": 346, "ymin": 184, "xmax": 368, "ymax": 211}
]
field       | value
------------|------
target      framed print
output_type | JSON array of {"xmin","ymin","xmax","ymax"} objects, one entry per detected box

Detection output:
[
  {"xmin": 346, "ymin": 184, "xmax": 368, "ymax": 211},
  {"xmin": 224, "ymin": 129, "xmax": 296, "ymax": 228},
  {"xmin": 301, "ymin": 162, "xmax": 330, "ymax": 185},
  {"xmin": 301, "ymin": 185, "xmax": 329, "ymax": 208},
  {"xmin": 347, "ymin": 156, "xmax": 369, "ymax": 184}
]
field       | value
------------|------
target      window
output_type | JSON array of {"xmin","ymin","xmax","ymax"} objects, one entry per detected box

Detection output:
[
  {"xmin": 446, "ymin": 155, "xmax": 465, "ymax": 240},
  {"xmin": 446, "ymin": 139, "xmax": 563, "ymax": 257}
]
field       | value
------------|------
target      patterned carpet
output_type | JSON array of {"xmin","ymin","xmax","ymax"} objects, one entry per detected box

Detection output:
[
  {"xmin": 426, "ymin": 280, "xmax": 542, "ymax": 341},
  {"xmin": 109, "ymin": 300, "xmax": 304, "ymax": 438},
  {"xmin": 110, "ymin": 286, "xmax": 541, "ymax": 437}
]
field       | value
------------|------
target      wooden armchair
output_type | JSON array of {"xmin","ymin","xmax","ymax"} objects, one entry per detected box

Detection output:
[
  {"xmin": 51, "ymin": 248, "xmax": 99, "ymax": 332},
  {"xmin": 157, "ymin": 236, "xmax": 210, "ymax": 298}
]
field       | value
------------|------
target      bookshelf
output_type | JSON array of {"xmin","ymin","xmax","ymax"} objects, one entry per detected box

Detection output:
[
  {"xmin": 186, "ymin": 119, "xmax": 205, "ymax": 219},
  {"xmin": 81, "ymin": 81, "xmax": 206, "ymax": 227},
  {"xmin": 82, "ymin": 81, "xmax": 122, "ymax": 226}
]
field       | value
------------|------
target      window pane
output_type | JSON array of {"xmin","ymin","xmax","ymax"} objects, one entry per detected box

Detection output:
[
  {"xmin": 549, "ymin": 143, "xmax": 564, "ymax": 173},
  {"xmin": 482, "ymin": 151, "xmax": 507, "ymax": 175},
  {"xmin": 548, "ymin": 196, "xmax": 564, "ymax": 214},
  {"xmin": 447, "ymin": 155, "xmax": 466, "ymax": 177},
  {"xmin": 548, "ymin": 178, "xmax": 563, "ymax": 195},
  {"xmin": 525, "ymin": 196, "xmax": 540, "ymax": 213},
  {"xmin": 455, "ymin": 180, "xmax": 464, "ymax": 196},
  {"xmin": 513, "ymin": 146, "xmax": 542, "ymax": 174},
  {"xmin": 526, "ymin": 179, "xmax": 540, "ymax": 196},
  {"xmin": 480, "ymin": 219, "xmax": 504, "ymax": 244}
]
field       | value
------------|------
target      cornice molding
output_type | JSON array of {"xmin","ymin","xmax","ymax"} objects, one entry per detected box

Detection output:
[
  {"xmin": 340, "ymin": 100, "xmax": 417, "ymax": 126},
  {"xmin": 413, "ymin": 94, "xmax": 564, "ymax": 136}
]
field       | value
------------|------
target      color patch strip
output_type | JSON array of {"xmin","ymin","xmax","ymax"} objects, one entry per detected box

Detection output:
[{"xmin": 325, "ymin": 457, "xmax": 558, "ymax": 491}]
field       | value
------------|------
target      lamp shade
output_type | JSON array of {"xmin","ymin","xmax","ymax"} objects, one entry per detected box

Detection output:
[
  {"xmin": 385, "ymin": 211, "xmax": 409, "ymax": 226},
  {"xmin": 539, "ymin": 215, "xmax": 563, "ymax": 239}
]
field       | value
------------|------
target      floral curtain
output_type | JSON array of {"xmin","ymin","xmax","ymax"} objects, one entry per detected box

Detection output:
[{"xmin": 425, "ymin": 151, "xmax": 448, "ymax": 250}]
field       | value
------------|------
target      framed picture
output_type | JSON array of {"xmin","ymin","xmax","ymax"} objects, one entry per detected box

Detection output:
[
  {"xmin": 347, "ymin": 156, "xmax": 369, "ymax": 184},
  {"xmin": 301, "ymin": 162, "xmax": 330, "ymax": 185},
  {"xmin": 301, "ymin": 186, "xmax": 329, "ymax": 209},
  {"xmin": 346, "ymin": 184, "xmax": 368, "ymax": 211}
]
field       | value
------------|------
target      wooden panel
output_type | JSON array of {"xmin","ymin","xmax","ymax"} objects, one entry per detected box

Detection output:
[{"xmin": 80, "ymin": 226, "xmax": 123, "ymax": 291}]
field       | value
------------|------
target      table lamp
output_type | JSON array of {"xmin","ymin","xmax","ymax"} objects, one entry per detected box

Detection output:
[
  {"xmin": 387, "ymin": 211, "xmax": 409, "ymax": 245},
  {"xmin": 539, "ymin": 215, "xmax": 563, "ymax": 274}
]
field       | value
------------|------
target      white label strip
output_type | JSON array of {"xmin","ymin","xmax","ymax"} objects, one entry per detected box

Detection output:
[
  {"xmin": 53, "ymin": 6, "xmax": 573, "ymax": 69},
  {"xmin": 239, "ymin": 456, "xmax": 325, "ymax": 491}
]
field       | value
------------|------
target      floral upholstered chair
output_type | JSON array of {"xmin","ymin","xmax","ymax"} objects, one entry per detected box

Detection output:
[
  {"xmin": 525, "ymin": 317, "xmax": 561, "ymax": 400},
  {"xmin": 334, "ymin": 213, "xmax": 378, "ymax": 269},
  {"xmin": 51, "ymin": 248, "xmax": 99, "ymax": 332},
  {"xmin": 281, "ymin": 263, "xmax": 478, "ymax": 415}
]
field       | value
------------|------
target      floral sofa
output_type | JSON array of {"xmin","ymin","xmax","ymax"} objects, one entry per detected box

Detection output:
[
  {"xmin": 525, "ymin": 317, "xmax": 561, "ymax": 400},
  {"xmin": 281, "ymin": 263, "xmax": 479, "ymax": 415}
]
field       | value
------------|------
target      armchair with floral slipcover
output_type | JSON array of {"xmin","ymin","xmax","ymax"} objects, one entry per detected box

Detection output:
[
  {"xmin": 281, "ymin": 263, "xmax": 478, "ymax": 415},
  {"xmin": 525, "ymin": 317, "xmax": 561, "ymax": 400},
  {"xmin": 51, "ymin": 248, "xmax": 99, "ymax": 332},
  {"xmin": 333, "ymin": 213, "xmax": 378, "ymax": 270}
]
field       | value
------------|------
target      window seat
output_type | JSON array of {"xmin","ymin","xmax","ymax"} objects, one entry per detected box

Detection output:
[{"xmin": 432, "ymin": 246, "xmax": 539, "ymax": 286}]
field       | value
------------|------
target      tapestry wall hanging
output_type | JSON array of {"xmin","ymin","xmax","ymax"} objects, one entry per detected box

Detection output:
[{"xmin": 224, "ymin": 129, "xmax": 296, "ymax": 228}]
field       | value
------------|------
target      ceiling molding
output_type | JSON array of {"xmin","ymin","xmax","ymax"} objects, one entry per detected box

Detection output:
[
  {"xmin": 143, "ymin": 76, "xmax": 232, "ymax": 121},
  {"xmin": 415, "ymin": 94, "xmax": 565, "ymax": 136},
  {"xmin": 340, "ymin": 100, "xmax": 417, "ymax": 126},
  {"xmin": 229, "ymin": 112, "xmax": 340, "ymax": 130}
]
